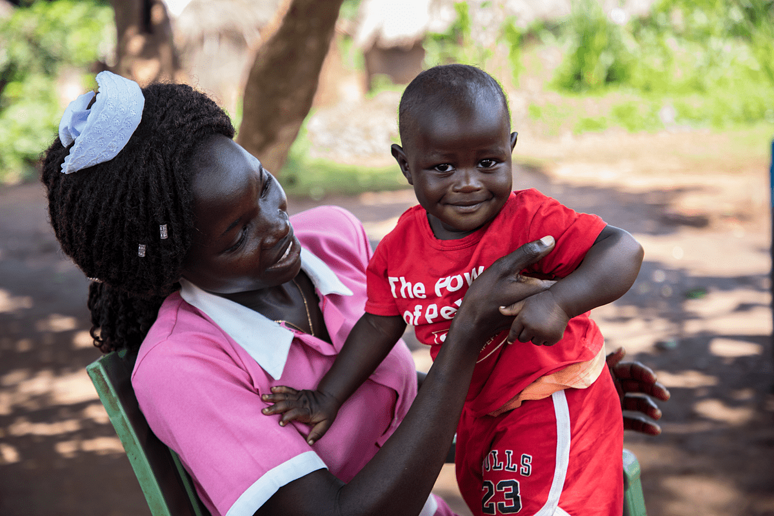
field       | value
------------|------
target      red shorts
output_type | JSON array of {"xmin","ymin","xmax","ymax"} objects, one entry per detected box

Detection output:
[{"xmin": 455, "ymin": 367, "xmax": 623, "ymax": 516}]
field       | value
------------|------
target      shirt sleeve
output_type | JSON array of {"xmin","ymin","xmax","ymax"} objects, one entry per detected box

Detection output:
[
  {"xmin": 364, "ymin": 238, "xmax": 401, "ymax": 316},
  {"xmin": 133, "ymin": 333, "xmax": 326, "ymax": 516},
  {"xmin": 524, "ymin": 193, "xmax": 607, "ymax": 278}
]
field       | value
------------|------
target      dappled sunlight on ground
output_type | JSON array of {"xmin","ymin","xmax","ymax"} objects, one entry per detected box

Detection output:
[{"xmin": 2, "ymin": 126, "xmax": 773, "ymax": 514}]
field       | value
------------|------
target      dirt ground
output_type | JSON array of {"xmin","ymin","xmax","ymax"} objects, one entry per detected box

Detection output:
[{"xmin": 1, "ymin": 123, "xmax": 774, "ymax": 515}]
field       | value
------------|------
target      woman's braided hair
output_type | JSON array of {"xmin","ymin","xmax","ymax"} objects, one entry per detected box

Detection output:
[{"xmin": 41, "ymin": 82, "xmax": 235, "ymax": 353}]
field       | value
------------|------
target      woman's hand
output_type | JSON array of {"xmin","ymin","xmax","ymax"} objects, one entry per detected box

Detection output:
[
  {"xmin": 606, "ymin": 347, "xmax": 671, "ymax": 435},
  {"xmin": 262, "ymin": 386, "xmax": 342, "ymax": 445},
  {"xmin": 451, "ymin": 236, "xmax": 557, "ymax": 345}
]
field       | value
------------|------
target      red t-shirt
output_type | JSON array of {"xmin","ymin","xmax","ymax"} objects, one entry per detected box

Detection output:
[{"xmin": 365, "ymin": 189, "xmax": 608, "ymax": 416}]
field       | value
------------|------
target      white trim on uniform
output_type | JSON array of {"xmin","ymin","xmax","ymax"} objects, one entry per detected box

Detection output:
[
  {"xmin": 179, "ymin": 247, "xmax": 352, "ymax": 380},
  {"xmin": 419, "ymin": 494, "xmax": 439, "ymax": 516},
  {"xmin": 535, "ymin": 390, "xmax": 571, "ymax": 516},
  {"xmin": 226, "ymin": 451, "xmax": 327, "ymax": 516}
]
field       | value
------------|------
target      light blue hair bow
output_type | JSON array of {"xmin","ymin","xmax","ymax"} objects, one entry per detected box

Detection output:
[{"xmin": 58, "ymin": 71, "xmax": 145, "ymax": 174}]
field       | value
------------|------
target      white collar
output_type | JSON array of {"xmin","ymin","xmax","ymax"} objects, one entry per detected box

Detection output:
[{"xmin": 179, "ymin": 247, "xmax": 352, "ymax": 380}]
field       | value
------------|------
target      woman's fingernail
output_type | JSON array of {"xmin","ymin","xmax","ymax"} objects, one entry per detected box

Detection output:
[{"xmin": 540, "ymin": 235, "xmax": 554, "ymax": 246}]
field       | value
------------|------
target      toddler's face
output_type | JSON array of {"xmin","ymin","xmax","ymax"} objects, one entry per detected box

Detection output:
[{"xmin": 393, "ymin": 98, "xmax": 516, "ymax": 240}]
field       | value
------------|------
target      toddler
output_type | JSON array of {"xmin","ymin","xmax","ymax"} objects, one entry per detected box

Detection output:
[{"xmin": 270, "ymin": 64, "xmax": 644, "ymax": 516}]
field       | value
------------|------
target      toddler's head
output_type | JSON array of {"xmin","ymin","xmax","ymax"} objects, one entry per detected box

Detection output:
[{"xmin": 393, "ymin": 64, "xmax": 517, "ymax": 240}]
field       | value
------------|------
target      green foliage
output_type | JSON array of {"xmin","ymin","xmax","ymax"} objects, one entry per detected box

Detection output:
[
  {"xmin": 502, "ymin": 18, "xmax": 525, "ymax": 85},
  {"xmin": 527, "ymin": 0, "xmax": 774, "ymax": 133},
  {"xmin": 339, "ymin": 0, "xmax": 362, "ymax": 22},
  {"xmin": 626, "ymin": 1, "xmax": 761, "ymax": 94},
  {"xmin": 337, "ymin": 28, "xmax": 365, "ymax": 73},
  {"xmin": 0, "ymin": 0, "xmax": 114, "ymax": 183},
  {"xmin": 423, "ymin": 2, "xmax": 492, "ymax": 67},
  {"xmin": 553, "ymin": 0, "xmax": 634, "ymax": 91},
  {"xmin": 625, "ymin": 0, "xmax": 774, "ymax": 128}
]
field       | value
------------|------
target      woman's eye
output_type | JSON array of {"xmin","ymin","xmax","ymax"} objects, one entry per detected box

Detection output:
[
  {"xmin": 479, "ymin": 159, "xmax": 497, "ymax": 168},
  {"xmin": 260, "ymin": 173, "xmax": 272, "ymax": 199},
  {"xmin": 434, "ymin": 164, "xmax": 453, "ymax": 173},
  {"xmin": 226, "ymin": 226, "xmax": 248, "ymax": 253}
]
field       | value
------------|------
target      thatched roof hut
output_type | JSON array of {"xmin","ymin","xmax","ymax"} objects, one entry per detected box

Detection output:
[
  {"xmin": 172, "ymin": 0, "xmax": 282, "ymax": 115},
  {"xmin": 354, "ymin": 0, "xmax": 456, "ymax": 51},
  {"xmin": 353, "ymin": 0, "xmax": 455, "ymax": 90}
]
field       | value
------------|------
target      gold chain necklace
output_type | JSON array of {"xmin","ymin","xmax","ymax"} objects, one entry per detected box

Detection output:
[{"xmin": 274, "ymin": 278, "xmax": 314, "ymax": 336}]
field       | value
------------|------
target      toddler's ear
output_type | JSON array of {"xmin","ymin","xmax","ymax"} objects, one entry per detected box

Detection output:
[
  {"xmin": 391, "ymin": 144, "xmax": 413, "ymax": 185},
  {"xmin": 510, "ymin": 132, "xmax": 518, "ymax": 151}
]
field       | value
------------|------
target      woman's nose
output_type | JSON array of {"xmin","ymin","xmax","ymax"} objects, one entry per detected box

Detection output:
[
  {"xmin": 259, "ymin": 214, "xmax": 290, "ymax": 249},
  {"xmin": 268, "ymin": 170, "xmax": 288, "ymax": 213}
]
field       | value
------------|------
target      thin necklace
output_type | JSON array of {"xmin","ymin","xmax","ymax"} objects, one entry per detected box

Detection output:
[{"xmin": 274, "ymin": 278, "xmax": 315, "ymax": 336}]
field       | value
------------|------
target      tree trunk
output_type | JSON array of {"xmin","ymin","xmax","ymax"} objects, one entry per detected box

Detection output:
[
  {"xmin": 237, "ymin": 0, "xmax": 345, "ymax": 176},
  {"xmin": 110, "ymin": 0, "xmax": 184, "ymax": 86}
]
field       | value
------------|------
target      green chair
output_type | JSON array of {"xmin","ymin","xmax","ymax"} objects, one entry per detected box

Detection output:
[
  {"xmin": 86, "ymin": 350, "xmax": 209, "ymax": 516},
  {"xmin": 623, "ymin": 448, "xmax": 648, "ymax": 516},
  {"xmin": 88, "ymin": 350, "xmax": 648, "ymax": 516}
]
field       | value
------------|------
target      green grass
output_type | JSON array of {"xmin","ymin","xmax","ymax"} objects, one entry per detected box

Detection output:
[
  {"xmin": 279, "ymin": 122, "xmax": 408, "ymax": 198},
  {"xmin": 524, "ymin": 69, "xmax": 774, "ymax": 136},
  {"xmin": 279, "ymin": 157, "xmax": 408, "ymax": 199},
  {"xmin": 522, "ymin": 0, "xmax": 774, "ymax": 135}
]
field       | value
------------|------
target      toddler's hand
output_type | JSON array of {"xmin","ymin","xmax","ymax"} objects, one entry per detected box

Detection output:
[
  {"xmin": 261, "ymin": 386, "xmax": 341, "ymax": 445},
  {"xmin": 499, "ymin": 290, "xmax": 570, "ymax": 346}
]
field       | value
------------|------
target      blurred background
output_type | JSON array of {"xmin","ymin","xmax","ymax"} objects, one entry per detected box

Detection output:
[{"xmin": 0, "ymin": 0, "xmax": 773, "ymax": 514}]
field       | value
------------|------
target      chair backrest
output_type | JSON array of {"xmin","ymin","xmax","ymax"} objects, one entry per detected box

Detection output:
[
  {"xmin": 87, "ymin": 351, "xmax": 209, "ymax": 516},
  {"xmin": 623, "ymin": 448, "xmax": 648, "ymax": 516}
]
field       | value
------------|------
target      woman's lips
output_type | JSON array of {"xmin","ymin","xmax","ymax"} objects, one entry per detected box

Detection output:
[
  {"xmin": 267, "ymin": 237, "xmax": 295, "ymax": 271},
  {"xmin": 278, "ymin": 241, "xmax": 293, "ymax": 261}
]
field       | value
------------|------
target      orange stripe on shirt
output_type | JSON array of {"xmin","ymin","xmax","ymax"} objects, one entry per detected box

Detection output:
[{"xmin": 487, "ymin": 346, "xmax": 607, "ymax": 417}]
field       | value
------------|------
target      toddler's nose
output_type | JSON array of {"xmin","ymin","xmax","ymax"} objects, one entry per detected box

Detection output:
[{"xmin": 454, "ymin": 169, "xmax": 483, "ymax": 192}]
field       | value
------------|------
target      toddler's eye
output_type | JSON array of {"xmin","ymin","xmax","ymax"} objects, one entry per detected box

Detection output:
[
  {"xmin": 479, "ymin": 159, "xmax": 497, "ymax": 168},
  {"xmin": 434, "ymin": 163, "xmax": 453, "ymax": 173}
]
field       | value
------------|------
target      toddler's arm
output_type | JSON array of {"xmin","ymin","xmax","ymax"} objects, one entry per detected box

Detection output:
[
  {"xmin": 262, "ymin": 312, "xmax": 406, "ymax": 444},
  {"xmin": 501, "ymin": 225, "xmax": 643, "ymax": 345}
]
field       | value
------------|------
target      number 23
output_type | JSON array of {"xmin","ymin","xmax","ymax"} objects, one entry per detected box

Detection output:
[{"xmin": 482, "ymin": 479, "xmax": 521, "ymax": 514}]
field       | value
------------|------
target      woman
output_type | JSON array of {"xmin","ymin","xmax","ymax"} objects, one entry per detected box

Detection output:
[{"xmin": 42, "ymin": 72, "xmax": 667, "ymax": 516}]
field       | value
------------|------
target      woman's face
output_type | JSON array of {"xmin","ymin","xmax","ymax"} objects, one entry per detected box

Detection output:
[{"xmin": 181, "ymin": 135, "xmax": 302, "ymax": 294}]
